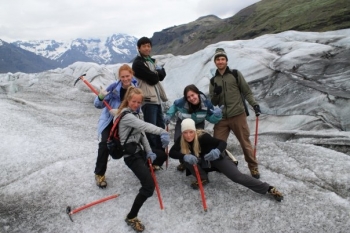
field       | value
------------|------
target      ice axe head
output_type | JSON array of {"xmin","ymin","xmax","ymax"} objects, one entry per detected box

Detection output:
[
  {"xmin": 73, "ymin": 74, "xmax": 86, "ymax": 86},
  {"xmin": 66, "ymin": 206, "xmax": 74, "ymax": 222}
]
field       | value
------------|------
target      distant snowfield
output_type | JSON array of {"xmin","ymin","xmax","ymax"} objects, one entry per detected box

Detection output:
[{"xmin": 1, "ymin": 29, "xmax": 350, "ymax": 232}]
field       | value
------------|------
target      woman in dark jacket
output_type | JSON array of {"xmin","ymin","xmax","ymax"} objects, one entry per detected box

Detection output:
[{"xmin": 169, "ymin": 118, "xmax": 284, "ymax": 202}]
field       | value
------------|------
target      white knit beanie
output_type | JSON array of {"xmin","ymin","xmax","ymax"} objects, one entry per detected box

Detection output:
[{"xmin": 181, "ymin": 118, "xmax": 196, "ymax": 132}]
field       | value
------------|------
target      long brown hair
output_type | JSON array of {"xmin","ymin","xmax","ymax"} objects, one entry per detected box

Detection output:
[
  {"xmin": 116, "ymin": 86, "xmax": 143, "ymax": 115},
  {"xmin": 183, "ymin": 84, "xmax": 201, "ymax": 114},
  {"xmin": 180, "ymin": 129, "xmax": 205, "ymax": 157}
]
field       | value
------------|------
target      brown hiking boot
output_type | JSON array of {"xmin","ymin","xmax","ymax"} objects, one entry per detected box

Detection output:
[
  {"xmin": 190, "ymin": 179, "xmax": 209, "ymax": 190},
  {"xmin": 95, "ymin": 174, "xmax": 107, "ymax": 188},
  {"xmin": 268, "ymin": 186, "xmax": 284, "ymax": 202},
  {"xmin": 177, "ymin": 163, "xmax": 185, "ymax": 172},
  {"xmin": 125, "ymin": 217, "xmax": 145, "ymax": 232},
  {"xmin": 250, "ymin": 167, "xmax": 260, "ymax": 179},
  {"xmin": 152, "ymin": 165, "xmax": 162, "ymax": 171}
]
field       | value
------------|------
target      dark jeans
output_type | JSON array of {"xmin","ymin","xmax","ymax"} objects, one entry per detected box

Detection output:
[
  {"xmin": 141, "ymin": 104, "xmax": 165, "ymax": 150},
  {"xmin": 124, "ymin": 152, "xmax": 155, "ymax": 198},
  {"xmin": 152, "ymin": 148, "xmax": 168, "ymax": 167},
  {"xmin": 94, "ymin": 121, "xmax": 113, "ymax": 175},
  {"xmin": 184, "ymin": 155, "xmax": 269, "ymax": 194}
]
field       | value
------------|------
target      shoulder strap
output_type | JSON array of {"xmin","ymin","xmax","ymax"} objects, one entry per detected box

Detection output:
[
  {"xmin": 108, "ymin": 111, "xmax": 133, "ymax": 142},
  {"xmin": 210, "ymin": 76, "xmax": 215, "ymax": 86},
  {"xmin": 230, "ymin": 69, "xmax": 249, "ymax": 116}
]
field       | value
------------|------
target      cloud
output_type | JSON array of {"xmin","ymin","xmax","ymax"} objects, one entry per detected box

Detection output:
[{"xmin": 0, "ymin": 0, "xmax": 260, "ymax": 42}]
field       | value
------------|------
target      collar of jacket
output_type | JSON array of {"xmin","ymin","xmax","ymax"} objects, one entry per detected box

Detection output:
[
  {"xmin": 215, "ymin": 66, "xmax": 231, "ymax": 76},
  {"xmin": 138, "ymin": 54, "xmax": 155, "ymax": 63}
]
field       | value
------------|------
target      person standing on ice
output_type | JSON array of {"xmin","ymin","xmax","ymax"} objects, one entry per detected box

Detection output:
[
  {"xmin": 93, "ymin": 64, "xmax": 137, "ymax": 188},
  {"xmin": 115, "ymin": 86, "xmax": 170, "ymax": 232},
  {"xmin": 209, "ymin": 48, "xmax": 262, "ymax": 179},
  {"xmin": 169, "ymin": 118, "xmax": 283, "ymax": 202},
  {"xmin": 132, "ymin": 37, "xmax": 168, "ymax": 151}
]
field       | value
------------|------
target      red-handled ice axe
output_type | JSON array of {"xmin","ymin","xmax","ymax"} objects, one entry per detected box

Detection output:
[
  {"xmin": 253, "ymin": 116, "xmax": 259, "ymax": 160},
  {"xmin": 193, "ymin": 164, "xmax": 207, "ymax": 212},
  {"xmin": 165, "ymin": 125, "xmax": 169, "ymax": 170},
  {"xmin": 66, "ymin": 194, "xmax": 119, "ymax": 222},
  {"xmin": 148, "ymin": 158, "xmax": 164, "ymax": 210},
  {"xmin": 73, "ymin": 74, "xmax": 112, "ymax": 110}
]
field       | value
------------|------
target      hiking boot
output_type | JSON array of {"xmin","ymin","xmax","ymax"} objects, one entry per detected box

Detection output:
[
  {"xmin": 190, "ymin": 179, "xmax": 209, "ymax": 190},
  {"xmin": 177, "ymin": 163, "xmax": 185, "ymax": 172},
  {"xmin": 95, "ymin": 174, "xmax": 107, "ymax": 188},
  {"xmin": 250, "ymin": 167, "xmax": 260, "ymax": 179},
  {"xmin": 152, "ymin": 165, "xmax": 163, "ymax": 171},
  {"xmin": 268, "ymin": 186, "xmax": 284, "ymax": 202},
  {"xmin": 125, "ymin": 217, "xmax": 145, "ymax": 232}
]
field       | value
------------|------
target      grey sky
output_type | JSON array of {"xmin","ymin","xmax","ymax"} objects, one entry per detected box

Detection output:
[{"xmin": 0, "ymin": 0, "xmax": 260, "ymax": 42}]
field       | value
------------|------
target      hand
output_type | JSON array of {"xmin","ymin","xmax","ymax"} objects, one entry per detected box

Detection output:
[
  {"xmin": 155, "ymin": 65, "xmax": 163, "ymax": 70},
  {"xmin": 109, "ymin": 109, "xmax": 118, "ymax": 116},
  {"xmin": 253, "ymin": 105, "xmax": 261, "ymax": 117},
  {"xmin": 183, "ymin": 154, "xmax": 198, "ymax": 165},
  {"xmin": 204, "ymin": 148, "xmax": 221, "ymax": 161},
  {"xmin": 98, "ymin": 86, "xmax": 109, "ymax": 100},
  {"xmin": 164, "ymin": 115, "xmax": 171, "ymax": 125},
  {"xmin": 160, "ymin": 132, "xmax": 170, "ymax": 148},
  {"xmin": 147, "ymin": 152, "xmax": 157, "ymax": 163},
  {"xmin": 213, "ymin": 83, "xmax": 222, "ymax": 95},
  {"xmin": 210, "ymin": 105, "xmax": 224, "ymax": 117}
]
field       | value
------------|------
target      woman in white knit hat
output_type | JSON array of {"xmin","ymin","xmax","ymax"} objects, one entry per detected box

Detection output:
[{"xmin": 169, "ymin": 118, "xmax": 284, "ymax": 202}]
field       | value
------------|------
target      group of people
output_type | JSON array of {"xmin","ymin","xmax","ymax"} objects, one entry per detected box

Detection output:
[{"xmin": 92, "ymin": 37, "xmax": 284, "ymax": 232}]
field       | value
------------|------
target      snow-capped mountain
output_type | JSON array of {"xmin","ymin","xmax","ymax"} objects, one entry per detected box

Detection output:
[{"xmin": 11, "ymin": 33, "xmax": 138, "ymax": 67}]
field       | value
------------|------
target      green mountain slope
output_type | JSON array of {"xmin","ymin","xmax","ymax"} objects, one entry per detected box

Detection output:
[{"xmin": 151, "ymin": 0, "xmax": 350, "ymax": 55}]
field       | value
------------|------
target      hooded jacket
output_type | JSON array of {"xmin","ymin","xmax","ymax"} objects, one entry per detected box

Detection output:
[{"xmin": 94, "ymin": 78, "xmax": 137, "ymax": 136}]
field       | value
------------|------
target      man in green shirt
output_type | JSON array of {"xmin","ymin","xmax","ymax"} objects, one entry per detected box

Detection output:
[{"xmin": 209, "ymin": 48, "xmax": 261, "ymax": 179}]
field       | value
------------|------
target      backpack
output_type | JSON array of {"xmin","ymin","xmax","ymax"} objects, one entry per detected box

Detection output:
[
  {"xmin": 210, "ymin": 69, "xmax": 249, "ymax": 116},
  {"xmin": 106, "ymin": 111, "xmax": 134, "ymax": 159}
]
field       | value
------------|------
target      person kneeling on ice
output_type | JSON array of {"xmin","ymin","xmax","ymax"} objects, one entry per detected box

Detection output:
[
  {"xmin": 169, "ymin": 118, "xmax": 284, "ymax": 202},
  {"xmin": 113, "ymin": 86, "xmax": 170, "ymax": 232}
]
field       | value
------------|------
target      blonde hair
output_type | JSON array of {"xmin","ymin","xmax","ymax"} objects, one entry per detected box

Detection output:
[
  {"xmin": 116, "ymin": 86, "xmax": 143, "ymax": 115},
  {"xmin": 180, "ymin": 129, "xmax": 205, "ymax": 157},
  {"xmin": 118, "ymin": 64, "xmax": 134, "ymax": 78}
]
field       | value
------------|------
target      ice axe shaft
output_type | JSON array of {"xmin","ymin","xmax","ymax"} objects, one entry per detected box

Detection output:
[
  {"xmin": 165, "ymin": 125, "xmax": 169, "ymax": 170},
  {"xmin": 66, "ymin": 194, "xmax": 119, "ymax": 222},
  {"xmin": 253, "ymin": 116, "xmax": 259, "ymax": 160},
  {"xmin": 193, "ymin": 164, "xmax": 207, "ymax": 211},
  {"xmin": 73, "ymin": 74, "xmax": 112, "ymax": 110},
  {"xmin": 148, "ymin": 158, "xmax": 164, "ymax": 210}
]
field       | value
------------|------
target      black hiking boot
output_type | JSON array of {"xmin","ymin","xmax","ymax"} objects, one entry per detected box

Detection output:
[{"xmin": 177, "ymin": 163, "xmax": 185, "ymax": 172}]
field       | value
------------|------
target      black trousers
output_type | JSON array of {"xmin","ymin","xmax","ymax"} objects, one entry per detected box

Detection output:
[
  {"xmin": 94, "ymin": 121, "xmax": 113, "ymax": 175},
  {"xmin": 184, "ymin": 155, "xmax": 269, "ymax": 194}
]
